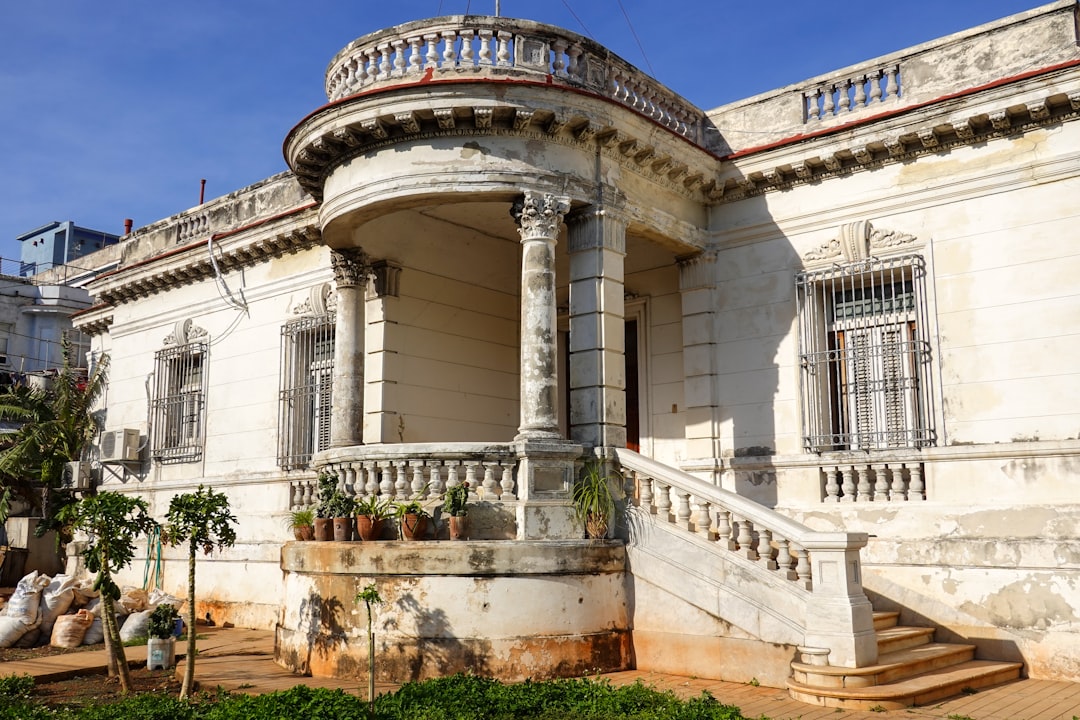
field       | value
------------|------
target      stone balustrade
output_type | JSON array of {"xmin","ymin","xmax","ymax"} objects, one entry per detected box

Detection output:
[
  {"xmin": 820, "ymin": 459, "xmax": 925, "ymax": 503},
  {"xmin": 804, "ymin": 65, "xmax": 901, "ymax": 122},
  {"xmin": 325, "ymin": 16, "xmax": 705, "ymax": 143},
  {"xmin": 298, "ymin": 442, "xmax": 519, "ymax": 509}
]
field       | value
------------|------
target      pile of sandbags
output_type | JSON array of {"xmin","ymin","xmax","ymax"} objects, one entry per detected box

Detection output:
[{"xmin": 0, "ymin": 571, "xmax": 49, "ymax": 648}]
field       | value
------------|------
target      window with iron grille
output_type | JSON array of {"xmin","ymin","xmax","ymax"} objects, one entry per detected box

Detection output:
[
  {"xmin": 151, "ymin": 342, "xmax": 208, "ymax": 463},
  {"xmin": 278, "ymin": 314, "xmax": 335, "ymax": 469},
  {"xmin": 796, "ymin": 254, "xmax": 935, "ymax": 452}
]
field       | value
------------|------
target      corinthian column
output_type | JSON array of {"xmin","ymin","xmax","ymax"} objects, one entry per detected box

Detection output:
[
  {"xmin": 511, "ymin": 191, "xmax": 570, "ymax": 440},
  {"xmin": 329, "ymin": 248, "xmax": 368, "ymax": 449}
]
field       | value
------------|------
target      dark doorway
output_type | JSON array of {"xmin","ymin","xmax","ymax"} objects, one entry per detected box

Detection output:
[{"xmin": 625, "ymin": 319, "xmax": 640, "ymax": 451}]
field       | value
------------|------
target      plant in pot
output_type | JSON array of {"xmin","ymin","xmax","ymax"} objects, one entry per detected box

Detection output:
[
  {"xmin": 146, "ymin": 603, "xmax": 179, "ymax": 670},
  {"xmin": 394, "ymin": 500, "xmax": 430, "ymax": 540},
  {"xmin": 572, "ymin": 460, "xmax": 621, "ymax": 540},
  {"xmin": 286, "ymin": 508, "xmax": 315, "ymax": 541},
  {"xmin": 441, "ymin": 482, "xmax": 470, "ymax": 540},
  {"xmin": 313, "ymin": 473, "xmax": 339, "ymax": 541},
  {"xmin": 354, "ymin": 494, "xmax": 393, "ymax": 541},
  {"xmin": 327, "ymin": 492, "xmax": 356, "ymax": 542}
]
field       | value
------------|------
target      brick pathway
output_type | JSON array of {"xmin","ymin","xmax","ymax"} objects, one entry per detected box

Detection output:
[{"xmin": 3, "ymin": 627, "xmax": 1078, "ymax": 719}]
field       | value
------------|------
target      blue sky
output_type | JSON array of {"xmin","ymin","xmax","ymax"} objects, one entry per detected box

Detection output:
[{"xmin": 0, "ymin": 0, "xmax": 1041, "ymax": 265}]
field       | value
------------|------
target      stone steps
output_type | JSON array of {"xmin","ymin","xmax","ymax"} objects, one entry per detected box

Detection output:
[{"xmin": 788, "ymin": 612, "xmax": 1023, "ymax": 709}]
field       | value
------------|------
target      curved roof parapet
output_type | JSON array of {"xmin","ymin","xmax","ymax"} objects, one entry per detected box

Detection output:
[{"xmin": 324, "ymin": 15, "xmax": 713, "ymax": 149}]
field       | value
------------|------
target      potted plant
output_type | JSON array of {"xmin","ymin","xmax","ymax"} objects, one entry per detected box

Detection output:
[
  {"xmin": 572, "ymin": 460, "xmax": 620, "ymax": 539},
  {"xmin": 394, "ymin": 500, "xmax": 430, "ymax": 540},
  {"xmin": 355, "ymin": 494, "xmax": 393, "ymax": 541},
  {"xmin": 441, "ymin": 482, "xmax": 470, "ymax": 540},
  {"xmin": 328, "ymin": 492, "xmax": 356, "ymax": 542},
  {"xmin": 146, "ymin": 603, "xmax": 179, "ymax": 670},
  {"xmin": 286, "ymin": 508, "xmax": 315, "ymax": 541},
  {"xmin": 313, "ymin": 473, "xmax": 339, "ymax": 541}
]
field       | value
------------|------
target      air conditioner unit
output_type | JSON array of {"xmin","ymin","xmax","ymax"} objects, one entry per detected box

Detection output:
[
  {"xmin": 99, "ymin": 428, "xmax": 141, "ymax": 463},
  {"xmin": 62, "ymin": 461, "xmax": 92, "ymax": 490}
]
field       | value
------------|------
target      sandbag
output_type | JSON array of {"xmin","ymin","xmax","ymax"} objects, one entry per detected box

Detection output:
[
  {"xmin": 51, "ymin": 610, "xmax": 94, "ymax": 649},
  {"xmin": 82, "ymin": 616, "xmax": 104, "ymax": 646},
  {"xmin": 0, "ymin": 616, "xmax": 31, "ymax": 648},
  {"xmin": 1, "ymin": 571, "xmax": 48, "ymax": 623},
  {"xmin": 40, "ymin": 575, "xmax": 77, "ymax": 635},
  {"xmin": 147, "ymin": 589, "xmax": 185, "ymax": 613},
  {"xmin": 13, "ymin": 626, "xmax": 40, "ymax": 648},
  {"xmin": 119, "ymin": 608, "xmax": 153, "ymax": 642},
  {"xmin": 117, "ymin": 588, "xmax": 149, "ymax": 614},
  {"xmin": 70, "ymin": 580, "xmax": 99, "ymax": 608}
]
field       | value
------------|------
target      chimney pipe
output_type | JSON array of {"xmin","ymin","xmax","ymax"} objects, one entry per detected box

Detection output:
[
  {"xmin": 200, "ymin": 178, "xmax": 206, "ymax": 205},
  {"xmin": 124, "ymin": 218, "xmax": 133, "ymax": 235}
]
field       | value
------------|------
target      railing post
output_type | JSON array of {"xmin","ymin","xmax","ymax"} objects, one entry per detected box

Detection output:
[{"xmin": 801, "ymin": 532, "xmax": 877, "ymax": 668}]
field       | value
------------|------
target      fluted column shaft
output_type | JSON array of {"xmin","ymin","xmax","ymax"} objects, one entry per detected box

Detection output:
[
  {"xmin": 329, "ymin": 248, "xmax": 368, "ymax": 449},
  {"xmin": 512, "ymin": 191, "xmax": 570, "ymax": 440}
]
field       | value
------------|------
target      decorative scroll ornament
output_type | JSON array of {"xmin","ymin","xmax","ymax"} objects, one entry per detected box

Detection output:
[
  {"xmin": 163, "ymin": 318, "xmax": 209, "ymax": 346},
  {"xmin": 330, "ymin": 247, "xmax": 370, "ymax": 288},
  {"xmin": 804, "ymin": 221, "xmax": 919, "ymax": 264},
  {"xmin": 511, "ymin": 191, "xmax": 571, "ymax": 241},
  {"xmin": 291, "ymin": 283, "xmax": 335, "ymax": 317}
]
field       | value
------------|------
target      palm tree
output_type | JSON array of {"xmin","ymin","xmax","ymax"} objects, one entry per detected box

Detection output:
[{"xmin": 0, "ymin": 337, "xmax": 109, "ymax": 534}]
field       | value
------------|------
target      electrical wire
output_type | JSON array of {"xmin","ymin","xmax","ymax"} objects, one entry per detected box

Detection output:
[
  {"xmin": 206, "ymin": 235, "xmax": 248, "ymax": 313},
  {"xmin": 560, "ymin": 0, "xmax": 595, "ymax": 39},
  {"xmin": 615, "ymin": 0, "xmax": 656, "ymax": 77}
]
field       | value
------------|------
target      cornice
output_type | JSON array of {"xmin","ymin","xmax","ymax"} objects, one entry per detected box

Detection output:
[{"xmin": 706, "ymin": 81, "xmax": 1080, "ymax": 205}]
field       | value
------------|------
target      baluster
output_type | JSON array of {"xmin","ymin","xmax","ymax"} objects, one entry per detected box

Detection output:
[
  {"xmin": 807, "ymin": 88, "xmax": 821, "ymax": 121},
  {"xmin": 637, "ymin": 473, "xmax": 653, "ymax": 512},
  {"xmin": 822, "ymin": 84, "xmax": 836, "ymax": 116},
  {"xmin": 694, "ymin": 498, "xmax": 712, "ymax": 538},
  {"xmin": 500, "ymin": 462, "xmax": 516, "ymax": 501},
  {"xmin": 496, "ymin": 31, "xmax": 512, "ymax": 66},
  {"xmin": 758, "ymin": 527, "xmax": 777, "ymax": 570},
  {"xmin": 840, "ymin": 466, "xmax": 856, "ymax": 502},
  {"xmin": 465, "ymin": 462, "xmax": 481, "ymax": 501},
  {"xmin": 445, "ymin": 462, "xmax": 460, "ymax": 491},
  {"xmin": 873, "ymin": 463, "xmax": 889, "ymax": 502},
  {"xmin": 478, "ymin": 29, "xmax": 493, "ymax": 65},
  {"xmin": 856, "ymin": 464, "xmax": 872, "ymax": 502},
  {"xmin": 428, "ymin": 462, "xmax": 444, "ymax": 497},
  {"xmin": 908, "ymin": 463, "xmax": 925, "ymax": 501},
  {"xmin": 298, "ymin": 480, "xmax": 311, "ymax": 508},
  {"xmin": 441, "ymin": 31, "xmax": 458, "ymax": 67},
  {"xmin": 654, "ymin": 481, "xmax": 672, "ymax": 521},
  {"xmin": 424, "ymin": 34, "xmax": 440, "ymax": 69},
  {"xmin": 869, "ymin": 68, "xmax": 883, "ymax": 103},
  {"xmin": 736, "ymin": 519, "xmax": 758, "ymax": 561},
  {"xmin": 459, "ymin": 29, "xmax": 475, "ymax": 65},
  {"xmin": 343, "ymin": 465, "xmax": 358, "ymax": 498},
  {"xmin": 377, "ymin": 43, "xmax": 392, "ymax": 79},
  {"xmin": 481, "ymin": 462, "xmax": 498, "ymax": 499},
  {"xmin": 394, "ymin": 461, "xmax": 409, "ymax": 499},
  {"xmin": 364, "ymin": 48, "xmax": 379, "ymax": 85},
  {"xmin": 364, "ymin": 462, "xmax": 379, "ymax": 497},
  {"xmin": 410, "ymin": 461, "xmax": 426, "ymax": 498},
  {"xmin": 290, "ymin": 482, "xmax": 301, "ymax": 510},
  {"xmin": 379, "ymin": 462, "xmax": 394, "ymax": 497},
  {"xmin": 567, "ymin": 44, "xmax": 583, "ymax": 79},
  {"xmin": 838, "ymin": 78, "xmax": 852, "ymax": 112},
  {"xmin": 675, "ymin": 491, "xmax": 692, "ymax": 530},
  {"xmin": 392, "ymin": 39, "xmax": 407, "ymax": 76},
  {"xmin": 552, "ymin": 39, "xmax": 568, "ymax": 77},
  {"xmin": 885, "ymin": 66, "xmax": 899, "ymax": 99},
  {"xmin": 793, "ymin": 544, "xmax": 812, "ymax": 589},
  {"xmin": 775, "ymin": 535, "xmax": 797, "ymax": 580},
  {"xmin": 714, "ymin": 509, "xmax": 734, "ymax": 550},
  {"xmin": 407, "ymin": 36, "xmax": 423, "ymax": 74},
  {"xmin": 823, "ymin": 467, "xmax": 840, "ymax": 502},
  {"xmin": 853, "ymin": 75, "xmax": 867, "ymax": 109},
  {"xmin": 889, "ymin": 463, "xmax": 907, "ymax": 502}
]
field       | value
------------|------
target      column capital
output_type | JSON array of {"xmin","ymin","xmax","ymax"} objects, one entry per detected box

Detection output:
[
  {"xmin": 677, "ymin": 248, "xmax": 719, "ymax": 291},
  {"xmin": 330, "ymin": 247, "xmax": 370, "ymax": 288},
  {"xmin": 566, "ymin": 206, "xmax": 630, "ymax": 255},
  {"xmin": 511, "ymin": 191, "xmax": 570, "ymax": 242}
]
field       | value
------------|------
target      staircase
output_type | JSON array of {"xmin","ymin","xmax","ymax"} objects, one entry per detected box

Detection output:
[{"xmin": 787, "ymin": 610, "xmax": 1023, "ymax": 710}]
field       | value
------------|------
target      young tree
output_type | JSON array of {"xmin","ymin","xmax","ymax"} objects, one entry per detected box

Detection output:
[
  {"xmin": 0, "ymin": 339, "xmax": 109, "ymax": 534},
  {"xmin": 164, "ymin": 485, "xmax": 237, "ymax": 699},
  {"xmin": 59, "ymin": 491, "xmax": 157, "ymax": 693}
]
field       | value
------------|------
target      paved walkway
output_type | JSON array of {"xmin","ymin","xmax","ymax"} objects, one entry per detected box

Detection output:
[{"xmin": 2, "ymin": 627, "xmax": 1079, "ymax": 719}]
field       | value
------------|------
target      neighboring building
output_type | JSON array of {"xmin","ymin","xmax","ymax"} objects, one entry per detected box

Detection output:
[
  {"xmin": 72, "ymin": 0, "xmax": 1080, "ymax": 707},
  {"xmin": 0, "ymin": 277, "xmax": 92, "ymax": 377},
  {"xmin": 17, "ymin": 221, "xmax": 120, "ymax": 278}
]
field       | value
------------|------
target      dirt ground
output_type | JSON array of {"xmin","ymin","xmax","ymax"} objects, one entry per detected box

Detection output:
[
  {"xmin": 29, "ymin": 666, "xmax": 184, "ymax": 708},
  {"xmin": 0, "ymin": 640, "xmax": 102, "ymax": 663}
]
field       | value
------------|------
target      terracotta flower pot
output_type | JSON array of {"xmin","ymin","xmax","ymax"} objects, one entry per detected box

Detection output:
[
  {"xmin": 293, "ymin": 525, "xmax": 315, "ymax": 541},
  {"xmin": 447, "ymin": 515, "xmax": 468, "ymax": 540},
  {"xmin": 399, "ymin": 514, "xmax": 428, "ymax": 540},
  {"xmin": 313, "ymin": 517, "xmax": 333, "ymax": 541},
  {"xmin": 333, "ymin": 516, "xmax": 354, "ymax": 542},
  {"xmin": 356, "ymin": 515, "xmax": 385, "ymax": 541}
]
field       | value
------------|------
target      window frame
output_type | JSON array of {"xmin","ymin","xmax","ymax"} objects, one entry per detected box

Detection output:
[
  {"xmin": 278, "ymin": 312, "xmax": 336, "ymax": 470},
  {"xmin": 150, "ymin": 341, "xmax": 208, "ymax": 463}
]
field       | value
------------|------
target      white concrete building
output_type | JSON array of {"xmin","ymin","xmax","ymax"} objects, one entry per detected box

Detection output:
[{"xmin": 73, "ymin": 1, "xmax": 1080, "ymax": 708}]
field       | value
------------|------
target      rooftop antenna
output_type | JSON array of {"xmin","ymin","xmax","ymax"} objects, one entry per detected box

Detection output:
[{"xmin": 495, "ymin": 1, "xmax": 500, "ymax": 16}]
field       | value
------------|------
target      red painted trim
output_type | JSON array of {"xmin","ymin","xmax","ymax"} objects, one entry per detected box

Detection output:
[
  {"xmin": 724, "ymin": 57, "xmax": 1080, "ymax": 160},
  {"xmin": 92, "ymin": 202, "xmax": 318, "ymax": 283}
]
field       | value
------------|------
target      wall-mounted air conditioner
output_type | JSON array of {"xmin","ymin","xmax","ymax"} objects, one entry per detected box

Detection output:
[
  {"xmin": 99, "ymin": 428, "xmax": 141, "ymax": 463},
  {"xmin": 62, "ymin": 461, "xmax": 92, "ymax": 490}
]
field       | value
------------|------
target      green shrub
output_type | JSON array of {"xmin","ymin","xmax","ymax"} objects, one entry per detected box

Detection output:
[
  {"xmin": 77, "ymin": 692, "xmax": 195, "ymax": 720},
  {"xmin": 0, "ymin": 673, "xmax": 34, "ymax": 699}
]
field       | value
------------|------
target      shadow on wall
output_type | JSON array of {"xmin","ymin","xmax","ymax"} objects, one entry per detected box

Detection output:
[
  {"xmin": 297, "ymin": 591, "xmax": 347, "ymax": 675},
  {"xmin": 388, "ymin": 587, "xmax": 492, "ymax": 681}
]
